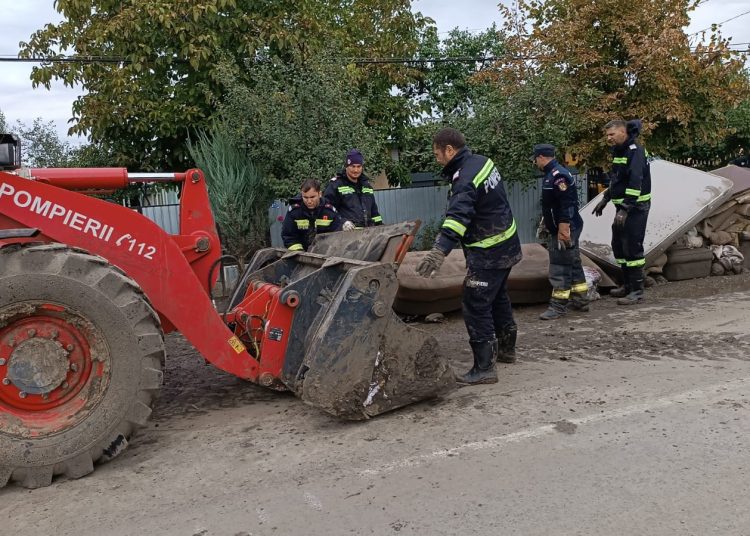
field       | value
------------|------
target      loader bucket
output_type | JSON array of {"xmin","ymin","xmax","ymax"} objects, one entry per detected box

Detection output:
[{"xmin": 228, "ymin": 223, "xmax": 456, "ymax": 419}]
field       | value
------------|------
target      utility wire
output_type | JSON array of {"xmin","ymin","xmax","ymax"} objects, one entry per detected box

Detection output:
[
  {"xmin": 689, "ymin": 8, "xmax": 750, "ymax": 36},
  {"xmin": 1, "ymin": 45, "xmax": 747, "ymax": 66}
]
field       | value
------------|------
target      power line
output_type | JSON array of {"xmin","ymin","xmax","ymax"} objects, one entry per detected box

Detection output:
[
  {"xmin": 1, "ymin": 45, "xmax": 747, "ymax": 67},
  {"xmin": 689, "ymin": 7, "xmax": 750, "ymax": 36}
]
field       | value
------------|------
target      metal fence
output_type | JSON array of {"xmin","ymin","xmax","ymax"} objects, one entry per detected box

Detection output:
[{"xmin": 136, "ymin": 175, "xmax": 587, "ymax": 247}]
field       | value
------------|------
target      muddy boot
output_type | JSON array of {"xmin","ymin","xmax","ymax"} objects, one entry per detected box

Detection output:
[
  {"xmin": 497, "ymin": 325, "xmax": 517, "ymax": 364},
  {"xmin": 609, "ymin": 285, "xmax": 629, "ymax": 298},
  {"xmin": 539, "ymin": 298, "xmax": 567, "ymax": 320},
  {"xmin": 457, "ymin": 340, "xmax": 498, "ymax": 385},
  {"xmin": 617, "ymin": 267, "xmax": 645, "ymax": 305},
  {"xmin": 617, "ymin": 290, "xmax": 643, "ymax": 305},
  {"xmin": 610, "ymin": 267, "xmax": 630, "ymax": 298},
  {"xmin": 569, "ymin": 292, "xmax": 590, "ymax": 312}
]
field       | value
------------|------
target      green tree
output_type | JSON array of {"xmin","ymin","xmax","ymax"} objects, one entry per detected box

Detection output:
[
  {"xmin": 20, "ymin": 0, "xmax": 428, "ymax": 171},
  {"xmin": 465, "ymin": 72, "xmax": 600, "ymax": 183},
  {"xmin": 407, "ymin": 25, "xmax": 506, "ymax": 119},
  {"xmin": 188, "ymin": 124, "xmax": 272, "ymax": 265},
  {"xmin": 14, "ymin": 118, "xmax": 75, "ymax": 168},
  {"xmin": 394, "ymin": 26, "xmax": 510, "ymax": 179},
  {"xmin": 490, "ymin": 0, "xmax": 750, "ymax": 165},
  {"xmin": 217, "ymin": 57, "xmax": 389, "ymax": 198}
]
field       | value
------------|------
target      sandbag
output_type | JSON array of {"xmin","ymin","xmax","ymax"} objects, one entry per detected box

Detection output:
[
  {"xmin": 704, "ymin": 205, "xmax": 738, "ymax": 232},
  {"xmin": 736, "ymin": 204, "xmax": 750, "ymax": 217},
  {"xmin": 647, "ymin": 253, "xmax": 669, "ymax": 275},
  {"xmin": 706, "ymin": 230, "xmax": 734, "ymax": 245}
]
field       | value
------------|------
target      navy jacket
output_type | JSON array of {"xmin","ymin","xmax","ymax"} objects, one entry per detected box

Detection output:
[
  {"xmin": 281, "ymin": 196, "xmax": 341, "ymax": 251},
  {"xmin": 541, "ymin": 159, "xmax": 583, "ymax": 234},
  {"xmin": 434, "ymin": 147, "xmax": 522, "ymax": 270},
  {"xmin": 323, "ymin": 171, "xmax": 383, "ymax": 227},
  {"xmin": 605, "ymin": 120, "xmax": 652, "ymax": 210}
]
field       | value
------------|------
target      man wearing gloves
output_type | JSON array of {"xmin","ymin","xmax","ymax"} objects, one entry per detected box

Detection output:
[
  {"xmin": 592, "ymin": 119, "xmax": 651, "ymax": 305},
  {"xmin": 533, "ymin": 144, "xmax": 588, "ymax": 320},
  {"xmin": 416, "ymin": 128, "xmax": 522, "ymax": 385},
  {"xmin": 324, "ymin": 149, "xmax": 383, "ymax": 230}
]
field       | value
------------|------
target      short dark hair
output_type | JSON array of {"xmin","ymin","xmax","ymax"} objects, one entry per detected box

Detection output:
[
  {"xmin": 300, "ymin": 178, "xmax": 321, "ymax": 192},
  {"xmin": 433, "ymin": 127, "xmax": 466, "ymax": 150},
  {"xmin": 604, "ymin": 120, "xmax": 627, "ymax": 131}
]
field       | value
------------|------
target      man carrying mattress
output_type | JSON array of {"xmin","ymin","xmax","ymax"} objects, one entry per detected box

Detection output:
[{"xmin": 416, "ymin": 127, "xmax": 522, "ymax": 385}]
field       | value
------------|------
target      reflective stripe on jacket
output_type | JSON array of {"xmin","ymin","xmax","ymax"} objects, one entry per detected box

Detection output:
[
  {"xmin": 435, "ymin": 147, "xmax": 522, "ymax": 270},
  {"xmin": 281, "ymin": 197, "xmax": 341, "ymax": 251},
  {"xmin": 323, "ymin": 172, "xmax": 383, "ymax": 227}
]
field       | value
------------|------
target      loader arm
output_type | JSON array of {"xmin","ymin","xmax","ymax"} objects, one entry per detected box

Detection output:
[{"xmin": 0, "ymin": 169, "xmax": 260, "ymax": 381}]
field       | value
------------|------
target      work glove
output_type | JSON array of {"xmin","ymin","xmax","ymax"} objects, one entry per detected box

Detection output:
[
  {"xmin": 592, "ymin": 198, "xmax": 608, "ymax": 217},
  {"xmin": 342, "ymin": 221, "xmax": 356, "ymax": 231},
  {"xmin": 613, "ymin": 208, "xmax": 628, "ymax": 229},
  {"xmin": 536, "ymin": 217, "xmax": 551, "ymax": 241},
  {"xmin": 557, "ymin": 222, "xmax": 572, "ymax": 250},
  {"xmin": 415, "ymin": 248, "xmax": 446, "ymax": 278}
]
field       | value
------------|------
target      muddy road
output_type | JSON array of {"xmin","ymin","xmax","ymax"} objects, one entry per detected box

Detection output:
[{"xmin": 3, "ymin": 275, "xmax": 750, "ymax": 535}]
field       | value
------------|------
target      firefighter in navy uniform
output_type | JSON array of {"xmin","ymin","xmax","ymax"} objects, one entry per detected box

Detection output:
[
  {"xmin": 416, "ymin": 128, "xmax": 522, "ymax": 385},
  {"xmin": 592, "ymin": 119, "xmax": 651, "ymax": 305},
  {"xmin": 282, "ymin": 179, "xmax": 341, "ymax": 251},
  {"xmin": 533, "ymin": 144, "xmax": 589, "ymax": 320},
  {"xmin": 324, "ymin": 149, "xmax": 383, "ymax": 230}
]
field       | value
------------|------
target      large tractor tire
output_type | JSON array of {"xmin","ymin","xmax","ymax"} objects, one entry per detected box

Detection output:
[{"xmin": 0, "ymin": 244, "xmax": 165, "ymax": 489}]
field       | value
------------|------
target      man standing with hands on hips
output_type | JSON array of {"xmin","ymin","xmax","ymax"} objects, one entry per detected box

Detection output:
[
  {"xmin": 416, "ymin": 128, "xmax": 522, "ymax": 386},
  {"xmin": 533, "ymin": 144, "xmax": 588, "ymax": 320}
]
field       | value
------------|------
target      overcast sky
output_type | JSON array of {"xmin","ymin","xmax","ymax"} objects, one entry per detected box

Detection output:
[{"xmin": 1, "ymin": 0, "xmax": 749, "ymax": 143}]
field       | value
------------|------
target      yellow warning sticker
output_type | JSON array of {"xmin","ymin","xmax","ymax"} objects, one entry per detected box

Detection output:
[{"xmin": 228, "ymin": 335, "xmax": 246, "ymax": 354}]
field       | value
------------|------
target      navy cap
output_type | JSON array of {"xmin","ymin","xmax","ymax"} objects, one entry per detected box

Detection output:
[
  {"xmin": 531, "ymin": 144, "xmax": 556, "ymax": 160},
  {"xmin": 345, "ymin": 149, "xmax": 364, "ymax": 167}
]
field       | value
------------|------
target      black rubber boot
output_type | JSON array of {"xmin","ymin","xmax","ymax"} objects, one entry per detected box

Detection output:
[
  {"xmin": 539, "ymin": 298, "xmax": 568, "ymax": 320},
  {"xmin": 617, "ymin": 266, "xmax": 645, "ymax": 305},
  {"xmin": 569, "ymin": 292, "xmax": 590, "ymax": 312},
  {"xmin": 457, "ymin": 340, "xmax": 498, "ymax": 385},
  {"xmin": 497, "ymin": 325, "xmax": 517, "ymax": 363},
  {"xmin": 610, "ymin": 267, "xmax": 630, "ymax": 298}
]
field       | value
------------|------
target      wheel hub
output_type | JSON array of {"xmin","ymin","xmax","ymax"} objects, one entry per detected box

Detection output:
[
  {"xmin": 7, "ymin": 337, "xmax": 70, "ymax": 395},
  {"xmin": 0, "ymin": 301, "xmax": 109, "ymax": 439}
]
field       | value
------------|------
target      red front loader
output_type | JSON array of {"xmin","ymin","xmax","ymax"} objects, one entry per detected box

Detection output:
[{"xmin": 0, "ymin": 135, "xmax": 454, "ymax": 489}]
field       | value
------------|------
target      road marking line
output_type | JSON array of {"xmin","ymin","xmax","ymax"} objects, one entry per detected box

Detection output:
[{"xmin": 359, "ymin": 377, "xmax": 750, "ymax": 477}]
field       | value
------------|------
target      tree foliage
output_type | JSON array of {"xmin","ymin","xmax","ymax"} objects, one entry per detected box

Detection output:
[
  {"xmin": 465, "ymin": 72, "xmax": 601, "ymax": 183},
  {"xmin": 216, "ymin": 57, "xmax": 390, "ymax": 198},
  {"xmin": 14, "ymin": 118, "xmax": 75, "ymax": 168},
  {"xmin": 188, "ymin": 125, "xmax": 272, "ymax": 263},
  {"xmin": 20, "ymin": 0, "xmax": 428, "ymax": 171},
  {"xmin": 485, "ymin": 0, "xmax": 750, "ymax": 165},
  {"xmin": 407, "ymin": 25, "xmax": 506, "ymax": 119}
]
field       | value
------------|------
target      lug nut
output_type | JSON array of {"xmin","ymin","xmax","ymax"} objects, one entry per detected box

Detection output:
[
  {"xmin": 19, "ymin": 391, "xmax": 27, "ymax": 399},
  {"xmin": 0, "ymin": 358, "xmax": 6, "ymax": 366},
  {"xmin": 51, "ymin": 330, "xmax": 59, "ymax": 339},
  {"xmin": 66, "ymin": 344, "xmax": 74, "ymax": 352},
  {"xmin": 62, "ymin": 382, "xmax": 69, "ymax": 389},
  {"xmin": 42, "ymin": 393, "xmax": 49, "ymax": 400},
  {"xmin": 2, "ymin": 378, "xmax": 10, "ymax": 385},
  {"xmin": 70, "ymin": 363, "xmax": 79, "ymax": 372},
  {"xmin": 27, "ymin": 329, "xmax": 36, "ymax": 337}
]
